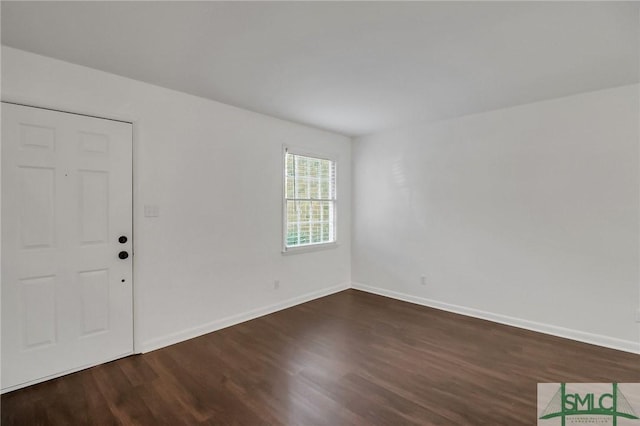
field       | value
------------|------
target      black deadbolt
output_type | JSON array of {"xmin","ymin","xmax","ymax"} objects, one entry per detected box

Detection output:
[
  {"xmin": 118, "ymin": 251, "xmax": 129, "ymax": 260},
  {"xmin": 119, "ymin": 236, "xmax": 128, "ymax": 244}
]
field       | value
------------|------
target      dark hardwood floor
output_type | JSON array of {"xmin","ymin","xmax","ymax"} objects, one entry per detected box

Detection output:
[{"xmin": 2, "ymin": 289, "xmax": 639, "ymax": 425}]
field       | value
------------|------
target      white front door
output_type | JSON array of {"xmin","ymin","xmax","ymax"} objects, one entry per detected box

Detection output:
[{"xmin": 1, "ymin": 103, "xmax": 133, "ymax": 392}]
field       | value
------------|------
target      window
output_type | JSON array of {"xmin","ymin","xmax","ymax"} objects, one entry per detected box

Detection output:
[{"xmin": 283, "ymin": 148, "xmax": 337, "ymax": 251}]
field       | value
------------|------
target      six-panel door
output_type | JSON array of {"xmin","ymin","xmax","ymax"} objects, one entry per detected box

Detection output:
[{"xmin": 1, "ymin": 103, "xmax": 133, "ymax": 392}]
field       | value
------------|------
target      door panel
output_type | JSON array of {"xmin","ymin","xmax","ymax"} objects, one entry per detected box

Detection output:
[
  {"xmin": 2, "ymin": 103, "xmax": 133, "ymax": 392},
  {"xmin": 78, "ymin": 169, "xmax": 109, "ymax": 244},
  {"xmin": 19, "ymin": 166, "xmax": 56, "ymax": 248},
  {"xmin": 20, "ymin": 275, "xmax": 57, "ymax": 349}
]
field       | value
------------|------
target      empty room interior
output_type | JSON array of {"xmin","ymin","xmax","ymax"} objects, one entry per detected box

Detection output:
[{"xmin": 1, "ymin": 1, "xmax": 639, "ymax": 425}]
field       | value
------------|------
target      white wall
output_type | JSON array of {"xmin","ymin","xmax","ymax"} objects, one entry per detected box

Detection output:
[
  {"xmin": 1, "ymin": 46, "xmax": 351, "ymax": 352},
  {"xmin": 4, "ymin": 45, "xmax": 638, "ymax": 356},
  {"xmin": 352, "ymin": 85, "xmax": 640, "ymax": 353}
]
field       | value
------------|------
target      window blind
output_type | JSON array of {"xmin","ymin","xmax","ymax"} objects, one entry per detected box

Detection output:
[{"xmin": 284, "ymin": 150, "xmax": 336, "ymax": 249}]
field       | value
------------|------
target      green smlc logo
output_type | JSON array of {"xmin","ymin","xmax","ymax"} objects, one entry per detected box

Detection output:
[{"xmin": 539, "ymin": 383, "xmax": 639, "ymax": 426}]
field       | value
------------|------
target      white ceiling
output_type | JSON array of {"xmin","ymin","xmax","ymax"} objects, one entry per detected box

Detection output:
[{"xmin": 2, "ymin": 1, "xmax": 638, "ymax": 136}]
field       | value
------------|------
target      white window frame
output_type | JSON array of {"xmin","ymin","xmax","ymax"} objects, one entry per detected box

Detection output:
[{"xmin": 282, "ymin": 145, "xmax": 338, "ymax": 254}]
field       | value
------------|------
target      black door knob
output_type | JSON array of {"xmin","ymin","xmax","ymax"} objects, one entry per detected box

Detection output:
[
  {"xmin": 118, "ymin": 251, "xmax": 129, "ymax": 260},
  {"xmin": 119, "ymin": 236, "xmax": 128, "ymax": 244}
]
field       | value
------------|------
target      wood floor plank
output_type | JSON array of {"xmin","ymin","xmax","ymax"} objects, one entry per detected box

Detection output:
[{"xmin": 2, "ymin": 289, "xmax": 639, "ymax": 425}]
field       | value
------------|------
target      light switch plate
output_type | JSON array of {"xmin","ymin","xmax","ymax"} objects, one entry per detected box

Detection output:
[{"xmin": 144, "ymin": 204, "xmax": 159, "ymax": 217}]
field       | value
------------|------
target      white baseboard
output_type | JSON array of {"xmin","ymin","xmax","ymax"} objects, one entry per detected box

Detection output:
[
  {"xmin": 139, "ymin": 282, "xmax": 350, "ymax": 353},
  {"xmin": 351, "ymin": 281, "xmax": 640, "ymax": 355},
  {"xmin": 1, "ymin": 350, "xmax": 134, "ymax": 394}
]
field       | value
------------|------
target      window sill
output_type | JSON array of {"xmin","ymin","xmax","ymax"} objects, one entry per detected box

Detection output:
[{"xmin": 281, "ymin": 242, "xmax": 339, "ymax": 256}]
